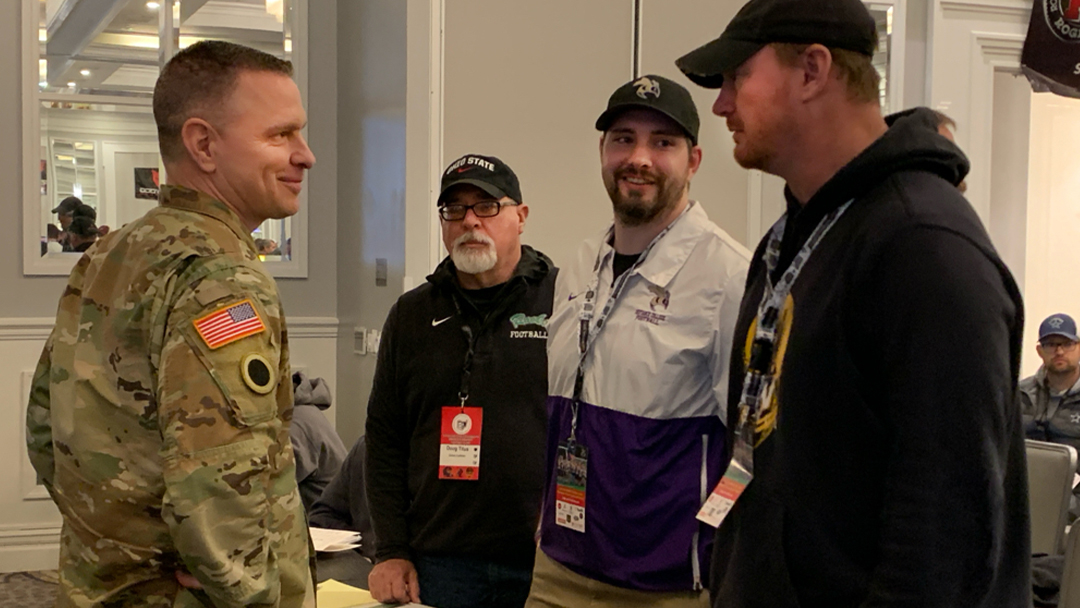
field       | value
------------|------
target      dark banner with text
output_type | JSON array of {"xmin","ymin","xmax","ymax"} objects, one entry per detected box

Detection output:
[{"xmin": 1022, "ymin": 0, "xmax": 1080, "ymax": 98}]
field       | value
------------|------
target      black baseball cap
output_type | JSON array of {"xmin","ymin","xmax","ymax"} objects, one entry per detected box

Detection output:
[
  {"xmin": 675, "ymin": 0, "xmax": 878, "ymax": 89},
  {"xmin": 438, "ymin": 154, "xmax": 522, "ymax": 206},
  {"xmin": 52, "ymin": 196, "xmax": 82, "ymax": 215},
  {"xmin": 595, "ymin": 75, "xmax": 700, "ymax": 145}
]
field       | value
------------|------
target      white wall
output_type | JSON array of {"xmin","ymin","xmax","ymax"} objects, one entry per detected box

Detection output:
[
  {"xmin": 640, "ymin": 0, "xmax": 750, "ymax": 245},
  {"xmin": 1022, "ymin": 92, "xmax": 1080, "ymax": 377},
  {"xmin": 335, "ymin": 0, "xmax": 408, "ymax": 448},
  {"xmin": 989, "ymin": 71, "xmax": 1031, "ymax": 292},
  {"xmin": 441, "ymin": 0, "xmax": 634, "ymax": 270}
]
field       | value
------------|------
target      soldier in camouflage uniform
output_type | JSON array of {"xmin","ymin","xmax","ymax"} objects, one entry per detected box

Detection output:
[{"xmin": 26, "ymin": 40, "xmax": 317, "ymax": 608}]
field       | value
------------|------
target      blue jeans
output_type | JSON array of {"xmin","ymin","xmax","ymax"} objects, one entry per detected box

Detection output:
[{"xmin": 415, "ymin": 554, "xmax": 533, "ymax": 608}]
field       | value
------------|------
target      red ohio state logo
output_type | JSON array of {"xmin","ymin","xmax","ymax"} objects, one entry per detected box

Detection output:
[{"xmin": 1045, "ymin": 0, "xmax": 1080, "ymax": 41}]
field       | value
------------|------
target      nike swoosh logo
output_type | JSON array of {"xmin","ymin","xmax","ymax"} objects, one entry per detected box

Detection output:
[
  {"xmin": 432, "ymin": 316, "xmax": 453, "ymax": 327},
  {"xmin": 568, "ymin": 293, "xmax": 579, "ymax": 301}
]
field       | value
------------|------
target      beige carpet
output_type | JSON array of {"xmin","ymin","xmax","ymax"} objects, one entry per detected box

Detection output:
[{"xmin": 0, "ymin": 571, "xmax": 58, "ymax": 608}]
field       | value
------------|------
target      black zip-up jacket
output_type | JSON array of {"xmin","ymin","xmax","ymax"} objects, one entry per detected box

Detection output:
[
  {"xmin": 366, "ymin": 245, "xmax": 556, "ymax": 567},
  {"xmin": 711, "ymin": 108, "xmax": 1031, "ymax": 607}
]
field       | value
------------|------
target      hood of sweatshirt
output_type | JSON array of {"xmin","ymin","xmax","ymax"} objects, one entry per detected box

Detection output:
[{"xmin": 292, "ymin": 371, "xmax": 332, "ymax": 410}]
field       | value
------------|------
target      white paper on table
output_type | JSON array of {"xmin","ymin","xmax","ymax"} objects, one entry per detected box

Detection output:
[{"xmin": 309, "ymin": 527, "xmax": 362, "ymax": 552}]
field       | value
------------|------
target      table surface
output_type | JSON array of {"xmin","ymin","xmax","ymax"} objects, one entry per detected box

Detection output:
[{"xmin": 316, "ymin": 549, "xmax": 373, "ymax": 590}]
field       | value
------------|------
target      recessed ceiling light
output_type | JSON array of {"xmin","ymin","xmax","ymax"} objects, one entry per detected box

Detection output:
[
  {"xmin": 146, "ymin": 1, "xmax": 160, "ymax": 9},
  {"xmin": 79, "ymin": 69, "xmax": 90, "ymax": 76},
  {"xmin": 38, "ymin": 81, "xmax": 47, "ymax": 87},
  {"xmin": 67, "ymin": 81, "xmax": 76, "ymax": 87}
]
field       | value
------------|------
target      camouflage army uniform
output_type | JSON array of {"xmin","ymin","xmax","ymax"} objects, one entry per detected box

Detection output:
[{"xmin": 26, "ymin": 185, "xmax": 315, "ymax": 608}]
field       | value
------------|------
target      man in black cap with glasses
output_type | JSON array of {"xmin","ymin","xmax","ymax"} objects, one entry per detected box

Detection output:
[
  {"xmin": 366, "ymin": 153, "xmax": 556, "ymax": 608},
  {"xmin": 676, "ymin": 0, "xmax": 1030, "ymax": 605}
]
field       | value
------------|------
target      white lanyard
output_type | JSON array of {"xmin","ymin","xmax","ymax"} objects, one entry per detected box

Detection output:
[{"xmin": 568, "ymin": 203, "xmax": 693, "ymax": 443}]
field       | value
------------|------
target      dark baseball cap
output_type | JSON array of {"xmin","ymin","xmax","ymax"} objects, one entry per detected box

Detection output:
[
  {"xmin": 595, "ymin": 75, "xmax": 700, "ymax": 145},
  {"xmin": 438, "ymin": 154, "xmax": 522, "ymax": 206},
  {"xmin": 52, "ymin": 196, "xmax": 83, "ymax": 215},
  {"xmin": 1039, "ymin": 314, "xmax": 1080, "ymax": 342},
  {"xmin": 675, "ymin": 0, "xmax": 878, "ymax": 89}
]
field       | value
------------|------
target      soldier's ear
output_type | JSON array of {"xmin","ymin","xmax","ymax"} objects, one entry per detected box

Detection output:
[{"xmin": 181, "ymin": 117, "xmax": 217, "ymax": 173}]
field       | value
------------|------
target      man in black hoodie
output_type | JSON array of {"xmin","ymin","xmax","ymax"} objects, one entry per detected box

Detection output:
[
  {"xmin": 676, "ymin": 0, "xmax": 1030, "ymax": 605},
  {"xmin": 366, "ymin": 154, "xmax": 556, "ymax": 608}
]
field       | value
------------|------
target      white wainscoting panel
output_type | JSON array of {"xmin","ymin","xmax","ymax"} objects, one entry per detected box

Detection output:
[
  {"xmin": 0, "ymin": 318, "xmax": 61, "ymax": 573},
  {"xmin": 0, "ymin": 315, "xmax": 339, "ymax": 573}
]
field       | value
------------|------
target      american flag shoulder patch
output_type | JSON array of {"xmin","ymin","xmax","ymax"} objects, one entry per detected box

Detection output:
[{"xmin": 193, "ymin": 299, "xmax": 266, "ymax": 350}]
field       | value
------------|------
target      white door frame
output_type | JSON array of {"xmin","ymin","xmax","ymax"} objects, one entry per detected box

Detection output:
[
  {"xmin": 100, "ymin": 141, "xmax": 160, "ymax": 230},
  {"xmin": 927, "ymin": 0, "xmax": 1030, "ymax": 226}
]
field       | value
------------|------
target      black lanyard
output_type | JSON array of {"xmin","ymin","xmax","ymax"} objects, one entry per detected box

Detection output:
[{"xmin": 450, "ymin": 293, "xmax": 476, "ymax": 409}]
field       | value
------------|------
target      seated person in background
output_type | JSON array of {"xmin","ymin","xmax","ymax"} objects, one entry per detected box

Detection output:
[
  {"xmin": 254, "ymin": 238, "xmax": 281, "ymax": 256},
  {"xmin": 66, "ymin": 214, "xmax": 99, "ymax": 253},
  {"xmin": 52, "ymin": 196, "xmax": 81, "ymax": 249},
  {"xmin": 1021, "ymin": 313, "xmax": 1080, "ymax": 518},
  {"xmin": 43, "ymin": 224, "xmax": 63, "ymax": 255},
  {"xmin": 309, "ymin": 436, "xmax": 376, "ymax": 561},
  {"xmin": 291, "ymin": 371, "xmax": 347, "ymax": 515}
]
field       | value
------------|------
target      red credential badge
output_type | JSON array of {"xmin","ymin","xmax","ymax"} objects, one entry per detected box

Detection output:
[{"xmin": 439, "ymin": 406, "xmax": 482, "ymax": 480}]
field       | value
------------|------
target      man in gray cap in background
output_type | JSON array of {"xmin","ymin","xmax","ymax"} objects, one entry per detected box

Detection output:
[
  {"xmin": 676, "ymin": 0, "xmax": 1030, "ymax": 604},
  {"xmin": 1022, "ymin": 313, "xmax": 1080, "ymax": 520}
]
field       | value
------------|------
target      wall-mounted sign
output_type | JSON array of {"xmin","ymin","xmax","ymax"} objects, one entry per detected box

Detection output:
[{"xmin": 134, "ymin": 167, "xmax": 160, "ymax": 200}]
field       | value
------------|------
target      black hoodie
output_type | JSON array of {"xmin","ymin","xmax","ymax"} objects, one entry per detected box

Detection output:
[
  {"xmin": 365, "ymin": 245, "xmax": 556, "ymax": 567},
  {"xmin": 711, "ymin": 108, "xmax": 1030, "ymax": 607}
]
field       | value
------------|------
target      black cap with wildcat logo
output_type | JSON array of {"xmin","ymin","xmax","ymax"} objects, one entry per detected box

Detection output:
[
  {"xmin": 595, "ymin": 75, "xmax": 700, "ymax": 145},
  {"xmin": 438, "ymin": 154, "xmax": 522, "ymax": 206}
]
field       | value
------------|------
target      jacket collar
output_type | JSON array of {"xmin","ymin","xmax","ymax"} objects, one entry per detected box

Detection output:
[
  {"xmin": 1036, "ymin": 366, "xmax": 1080, "ymax": 396},
  {"xmin": 159, "ymin": 185, "xmax": 256, "ymax": 250},
  {"xmin": 596, "ymin": 201, "xmax": 710, "ymax": 289}
]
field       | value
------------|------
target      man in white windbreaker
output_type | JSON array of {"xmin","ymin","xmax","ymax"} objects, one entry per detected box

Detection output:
[{"xmin": 525, "ymin": 75, "xmax": 750, "ymax": 608}]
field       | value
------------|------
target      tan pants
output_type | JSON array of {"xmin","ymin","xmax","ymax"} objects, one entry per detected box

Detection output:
[{"xmin": 524, "ymin": 548, "xmax": 710, "ymax": 608}]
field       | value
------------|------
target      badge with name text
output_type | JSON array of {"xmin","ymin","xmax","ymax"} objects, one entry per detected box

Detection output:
[
  {"xmin": 439, "ymin": 406, "xmax": 482, "ymax": 480},
  {"xmin": 696, "ymin": 459, "xmax": 752, "ymax": 528},
  {"xmin": 554, "ymin": 443, "xmax": 588, "ymax": 533}
]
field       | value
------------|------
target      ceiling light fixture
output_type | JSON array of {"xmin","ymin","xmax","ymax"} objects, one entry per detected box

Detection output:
[
  {"xmin": 67, "ymin": 81, "xmax": 76, "ymax": 87},
  {"xmin": 146, "ymin": 1, "xmax": 160, "ymax": 9},
  {"xmin": 80, "ymin": 69, "xmax": 90, "ymax": 76}
]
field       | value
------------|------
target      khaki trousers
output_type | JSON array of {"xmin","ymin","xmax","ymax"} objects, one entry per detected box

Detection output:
[{"xmin": 524, "ymin": 548, "xmax": 710, "ymax": 608}]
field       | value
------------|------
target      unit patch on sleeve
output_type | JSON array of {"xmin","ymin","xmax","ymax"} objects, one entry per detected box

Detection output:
[
  {"xmin": 241, "ymin": 353, "xmax": 276, "ymax": 394},
  {"xmin": 193, "ymin": 299, "xmax": 266, "ymax": 349}
]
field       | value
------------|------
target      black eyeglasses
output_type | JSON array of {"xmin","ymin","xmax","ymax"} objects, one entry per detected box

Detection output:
[
  {"xmin": 1041, "ymin": 340, "xmax": 1079, "ymax": 352},
  {"xmin": 438, "ymin": 200, "xmax": 518, "ymax": 221}
]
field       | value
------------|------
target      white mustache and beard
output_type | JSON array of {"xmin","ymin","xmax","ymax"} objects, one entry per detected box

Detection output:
[{"xmin": 451, "ymin": 231, "xmax": 498, "ymax": 274}]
